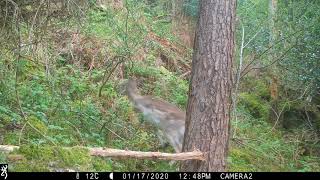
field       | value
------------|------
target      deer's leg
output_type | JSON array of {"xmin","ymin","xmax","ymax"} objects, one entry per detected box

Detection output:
[{"xmin": 156, "ymin": 129, "xmax": 170, "ymax": 148}]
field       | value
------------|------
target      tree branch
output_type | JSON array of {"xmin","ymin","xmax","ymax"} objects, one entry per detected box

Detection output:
[
  {"xmin": 240, "ymin": 25, "xmax": 312, "ymax": 79},
  {"xmin": 0, "ymin": 145, "xmax": 204, "ymax": 161}
]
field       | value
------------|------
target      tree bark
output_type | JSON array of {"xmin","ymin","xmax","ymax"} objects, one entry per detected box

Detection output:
[{"xmin": 181, "ymin": 0, "xmax": 236, "ymax": 171}]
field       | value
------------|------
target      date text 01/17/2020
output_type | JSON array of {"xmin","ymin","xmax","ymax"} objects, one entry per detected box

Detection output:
[
  {"xmin": 121, "ymin": 172, "xmax": 253, "ymax": 180},
  {"xmin": 122, "ymin": 173, "xmax": 169, "ymax": 180},
  {"xmin": 121, "ymin": 173, "xmax": 210, "ymax": 180},
  {"xmin": 121, "ymin": 172, "xmax": 212, "ymax": 180}
]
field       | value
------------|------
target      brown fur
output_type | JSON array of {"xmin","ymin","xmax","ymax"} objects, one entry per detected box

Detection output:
[{"xmin": 127, "ymin": 79, "xmax": 185, "ymax": 152}]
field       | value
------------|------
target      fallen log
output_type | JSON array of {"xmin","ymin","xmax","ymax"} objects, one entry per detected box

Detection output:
[{"xmin": 0, "ymin": 145, "xmax": 204, "ymax": 161}]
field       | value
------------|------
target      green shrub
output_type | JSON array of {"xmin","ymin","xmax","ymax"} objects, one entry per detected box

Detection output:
[{"xmin": 239, "ymin": 92, "xmax": 270, "ymax": 120}]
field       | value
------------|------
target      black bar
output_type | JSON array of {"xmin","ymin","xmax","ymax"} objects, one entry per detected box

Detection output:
[
  {"xmin": 1, "ymin": 172, "xmax": 320, "ymax": 180},
  {"xmin": 6, "ymin": 172, "xmax": 111, "ymax": 180},
  {"xmin": 116, "ymin": 172, "xmax": 320, "ymax": 180}
]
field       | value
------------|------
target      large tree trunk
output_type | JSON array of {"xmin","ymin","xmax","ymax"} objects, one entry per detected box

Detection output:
[{"xmin": 181, "ymin": 0, "xmax": 236, "ymax": 171}]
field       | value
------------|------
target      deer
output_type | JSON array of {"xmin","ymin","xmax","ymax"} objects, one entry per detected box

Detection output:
[{"xmin": 126, "ymin": 78, "xmax": 185, "ymax": 153}]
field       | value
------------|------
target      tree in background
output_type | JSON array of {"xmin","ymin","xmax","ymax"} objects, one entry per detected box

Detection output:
[
  {"xmin": 268, "ymin": 0, "xmax": 280, "ymax": 126},
  {"xmin": 181, "ymin": 0, "xmax": 236, "ymax": 171}
]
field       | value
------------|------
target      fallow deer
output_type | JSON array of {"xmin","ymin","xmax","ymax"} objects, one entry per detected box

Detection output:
[{"xmin": 126, "ymin": 78, "xmax": 185, "ymax": 152}]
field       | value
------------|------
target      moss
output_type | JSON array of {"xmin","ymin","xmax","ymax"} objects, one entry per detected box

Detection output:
[
  {"xmin": 92, "ymin": 157, "xmax": 113, "ymax": 171},
  {"xmin": 3, "ymin": 132, "xmax": 19, "ymax": 145},
  {"xmin": 239, "ymin": 92, "xmax": 270, "ymax": 120},
  {"xmin": 0, "ymin": 152, "xmax": 6, "ymax": 163},
  {"xmin": 25, "ymin": 116, "xmax": 48, "ymax": 140},
  {"xmin": 18, "ymin": 145, "xmax": 54, "ymax": 161},
  {"xmin": 10, "ymin": 145, "xmax": 92, "ymax": 171},
  {"xmin": 254, "ymin": 80, "xmax": 270, "ymax": 100},
  {"xmin": 242, "ymin": 77, "xmax": 270, "ymax": 100},
  {"xmin": 168, "ymin": 78, "xmax": 188, "ymax": 108},
  {"xmin": 10, "ymin": 145, "xmax": 53, "ymax": 171},
  {"xmin": 152, "ymin": 68, "xmax": 188, "ymax": 109},
  {"xmin": 131, "ymin": 62, "xmax": 161, "ymax": 78},
  {"xmin": 114, "ymin": 97, "xmax": 135, "ymax": 122},
  {"xmin": 99, "ymin": 82, "xmax": 117, "ymax": 101},
  {"xmin": 13, "ymin": 159, "xmax": 50, "ymax": 172},
  {"xmin": 57, "ymin": 146, "xmax": 91, "ymax": 169},
  {"xmin": 228, "ymin": 146, "xmax": 286, "ymax": 172},
  {"xmin": 0, "ymin": 113, "xmax": 12, "ymax": 126},
  {"xmin": 228, "ymin": 148, "xmax": 256, "ymax": 171}
]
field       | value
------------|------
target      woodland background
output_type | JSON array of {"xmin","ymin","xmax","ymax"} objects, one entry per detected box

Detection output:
[{"xmin": 0, "ymin": 0, "xmax": 319, "ymax": 171}]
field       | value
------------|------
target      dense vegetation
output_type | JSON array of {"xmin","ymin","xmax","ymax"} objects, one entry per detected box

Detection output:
[{"xmin": 0, "ymin": 0, "xmax": 319, "ymax": 171}]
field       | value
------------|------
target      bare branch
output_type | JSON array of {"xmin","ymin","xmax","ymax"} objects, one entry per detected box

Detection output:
[
  {"xmin": 89, "ymin": 147, "xmax": 205, "ymax": 161},
  {"xmin": 0, "ymin": 145, "xmax": 205, "ymax": 161},
  {"xmin": 232, "ymin": 24, "xmax": 245, "ymax": 138},
  {"xmin": 0, "ymin": 145, "xmax": 19, "ymax": 153}
]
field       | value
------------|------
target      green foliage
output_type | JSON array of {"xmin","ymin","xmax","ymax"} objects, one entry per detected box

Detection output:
[
  {"xmin": 85, "ymin": 2, "xmax": 148, "ymax": 59},
  {"xmin": 238, "ymin": 93, "xmax": 270, "ymax": 120},
  {"xmin": 154, "ymin": 67, "xmax": 188, "ymax": 108},
  {"xmin": 0, "ymin": 0, "xmax": 319, "ymax": 172},
  {"xmin": 230, "ymin": 108, "xmax": 320, "ymax": 171},
  {"xmin": 10, "ymin": 145, "xmax": 97, "ymax": 171},
  {"xmin": 0, "ymin": 153, "xmax": 6, "ymax": 163},
  {"xmin": 131, "ymin": 62, "xmax": 161, "ymax": 78},
  {"xmin": 25, "ymin": 116, "xmax": 48, "ymax": 141},
  {"xmin": 236, "ymin": 0, "xmax": 270, "ymax": 53},
  {"xmin": 277, "ymin": 0, "xmax": 320, "ymax": 93},
  {"xmin": 236, "ymin": 0, "xmax": 320, "ymax": 132}
]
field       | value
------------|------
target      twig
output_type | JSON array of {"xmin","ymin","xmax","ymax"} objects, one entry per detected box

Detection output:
[
  {"xmin": 69, "ymin": 109, "xmax": 126, "ymax": 141},
  {"xmin": 270, "ymin": 103, "xmax": 287, "ymax": 131},
  {"xmin": 98, "ymin": 56, "xmax": 125, "ymax": 97},
  {"xmin": 18, "ymin": 122, "xmax": 27, "ymax": 146},
  {"xmin": 240, "ymin": 25, "xmax": 312, "ymax": 79},
  {"xmin": 27, "ymin": 0, "xmax": 45, "ymax": 53},
  {"xmin": 250, "ymin": 42, "xmax": 297, "ymax": 70},
  {"xmin": 23, "ymin": 121, "xmax": 58, "ymax": 146},
  {"xmin": 232, "ymin": 24, "xmax": 245, "ymax": 138},
  {"xmin": 304, "ymin": 106, "xmax": 314, "ymax": 130},
  {"xmin": 67, "ymin": 122, "xmax": 85, "ymax": 145},
  {"xmin": 14, "ymin": 13, "xmax": 56, "ymax": 147},
  {"xmin": 179, "ymin": 71, "xmax": 190, "ymax": 79},
  {"xmin": 243, "ymin": 27, "xmax": 262, "ymax": 48}
]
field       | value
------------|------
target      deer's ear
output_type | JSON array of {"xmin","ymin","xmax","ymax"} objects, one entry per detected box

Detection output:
[
  {"xmin": 117, "ymin": 79, "xmax": 129, "ymax": 95},
  {"xmin": 129, "ymin": 78, "xmax": 144, "ymax": 91}
]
